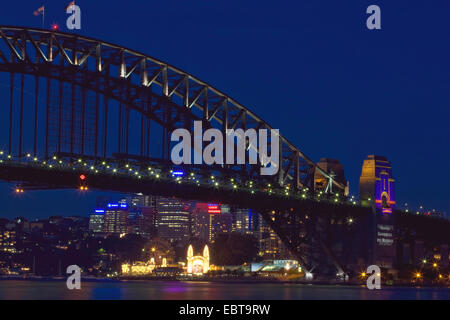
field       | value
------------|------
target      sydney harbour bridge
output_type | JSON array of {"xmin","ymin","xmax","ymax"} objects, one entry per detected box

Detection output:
[{"xmin": 0, "ymin": 26, "xmax": 447, "ymax": 278}]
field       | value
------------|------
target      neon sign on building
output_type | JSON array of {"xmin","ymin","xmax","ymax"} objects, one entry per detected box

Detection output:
[{"xmin": 207, "ymin": 204, "xmax": 221, "ymax": 214}]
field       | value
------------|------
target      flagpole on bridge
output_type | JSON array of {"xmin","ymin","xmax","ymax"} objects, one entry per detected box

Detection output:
[{"xmin": 34, "ymin": 5, "xmax": 45, "ymax": 29}]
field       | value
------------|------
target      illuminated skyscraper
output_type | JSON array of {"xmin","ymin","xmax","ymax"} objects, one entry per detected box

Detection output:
[
  {"xmin": 103, "ymin": 203, "xmax": 129, "ymax": 235},
  {"xmin": 156, "ymin": 197, "xmax": 190, "ymax": 242},
  {"xmin": 209, "ymin": 205, "xmax": 232, "ymax": 241},
  {"xmin": 124, "ymin": 194, "xmax": 157, "ymax": 238},
  {"xmin": 0, "ymin": 222, "xmax": 17, "ymax": 253},
  {"xmin": 192, "ymin": 203, "xmax": 210, "ymax": 241},
  {"xmin": 126, "ymin": 193, "xmax": 152, "ymax": 208},
  {"xmin": 89, "ymin": 210, "xmax": 105, "ymax": 233},
  {"xmin": 192, "ymin": 203, "xmax": 232, "ymax": 242},
  {"xmin": 258, "ymin": 214, "xmax": 290, "ymax": 259},
  {"xmin": 359, "ymin": 155, "xmax": 395, "ymax": 213},
  {"xmin": 233, "ymin": 208, "xmax": 251, "ymax": 234}
]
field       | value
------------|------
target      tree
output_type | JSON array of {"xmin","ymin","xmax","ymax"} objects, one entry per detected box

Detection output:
[
  {"xmin": 103, "ymin": 234, "xmax": 147, "ymax": 262},
  {"xmin": 211, "ymin": 233, "xmax": 259, "ymax": 266}
]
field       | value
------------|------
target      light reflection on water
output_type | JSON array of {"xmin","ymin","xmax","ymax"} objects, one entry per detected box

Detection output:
[{"xmin": 0, "ymin": 280, "xmax": 448, "ymax": 300}]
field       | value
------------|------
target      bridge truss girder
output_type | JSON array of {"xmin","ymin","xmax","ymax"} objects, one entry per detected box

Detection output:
[{"xmin": 0, "ymin": 26, "xmax": 345, "ymax": 192}]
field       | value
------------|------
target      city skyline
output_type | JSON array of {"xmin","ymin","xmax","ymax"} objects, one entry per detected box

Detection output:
[{"xmin": 1, "ymin": 190, "xmax": 448, "ymax": 282}]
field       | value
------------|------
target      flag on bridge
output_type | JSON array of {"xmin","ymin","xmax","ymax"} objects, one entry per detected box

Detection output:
[
  {"xmin": 33, "ymin": 5, "xmax": 44, "ymax": 16},
  {"xmin": 33, "ymin": 5, "xmax": 45, "ymax": 29}
]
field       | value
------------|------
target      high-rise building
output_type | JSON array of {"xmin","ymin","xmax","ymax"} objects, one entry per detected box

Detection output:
[
  {"xmin": 192, "ymin": 203, "xmax": 211, "ymax": 241},
  {"xmin": 0, "ymin": 227, "xmax": 17, "ymax": 253},
  {"xmin": 119, "ymin": 194, "xmax": 158, "ymax": 238},
  {"xmin": 89, "ymin": 210, "xmax": 105, "ymax": 233},
  {"xmin": 130, "ymin": 207, "xmax": 157, "ymax": 238},
  {"xmin": 209, "ymin": 204, "xmax": 232, "ymax": 241},
  {"xmin": 126, "ymin": 193, "xmax": 152, "ymax": 208},
  {"xmin": 233, "ymin": 208, "xmax": 251, "ymax": 234},
  {"xmin": 258, "ymin": 215, "xmax": 290, "ymax": 259},
  {"xmin": 103, "ymin": 203, "xmax": 129, "ymax": 235},
  {"xmin": 156, "ymin": 197, "xmax": 190, "ymax": 242},
  {"xmin": 192, "ymin": 203, "xmax": 233, "ymax": 242},
  {"xmin": 232, "ymin": 208, "xmax": 261, "ymax": 238}
]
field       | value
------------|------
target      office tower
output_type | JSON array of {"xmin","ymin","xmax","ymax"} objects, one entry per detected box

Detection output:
[
  {"xmin": 120, "ymin": 193, "xmax": 158, "ymax": 238},
  {"xmin": 126, "ymin": 193, "xmax": 152, "ymax": 208},
  {"xmin": 232, "ymin": 208, "xmax": 260, "ymax": 238},
  {"xmin": 130, "ymin": 207, "xmax": 157, "ymax": 238},
  {"xmin": 192, "ymin": 203, "xmax": 210, "ymax": 241},
  {"xmin": 89, "ymin": 210, "xmax": 105, "ymax": 233},
  {"xmin": 103, "ymin": 203, "xmax": 129, "ymax": 235},
  {"xmin": 156, "ymin": 197, "xmax": 190, "ymax": 242},
  {"xmin": 258, "ymin": 216, "xmax": 289, "ymax": 259},
  {"xmin": 209, "ymin": 204, "xmax": 232, "ymax": 241},
  {"xmin": 0, "ymin": 226, "xmax": 17, "ymax": 253},
  {"xmin": 192, "ymin": 203, "xmax": 233, "ymax": 242},
  {"xmin": 232, "ymin": 208, "xmax": 251, "ymax": 234}
]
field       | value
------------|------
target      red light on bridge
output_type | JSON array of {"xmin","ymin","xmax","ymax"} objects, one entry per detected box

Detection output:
[
  {"xmin": 79, "ymin": 174, "xmax": 86, "ymax": 181},
  {"xmin": 51, "ymin": 24, "xmax": 59, "ymax": 31}
]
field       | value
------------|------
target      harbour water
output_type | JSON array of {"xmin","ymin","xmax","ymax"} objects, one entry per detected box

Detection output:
[{"xmin": 0, "ymin": 280, "xmax": 448, "ymax": 300}]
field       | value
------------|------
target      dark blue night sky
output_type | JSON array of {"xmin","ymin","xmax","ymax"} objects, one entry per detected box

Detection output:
[{"xmin": 0, "ymin": 0, "xmax": 449, "ymax": 219}]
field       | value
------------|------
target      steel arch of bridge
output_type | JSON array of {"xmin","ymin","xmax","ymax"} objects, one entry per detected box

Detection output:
[{"xmin": 0, "ymin": 25, "xmax": 344, "ymax": 192}]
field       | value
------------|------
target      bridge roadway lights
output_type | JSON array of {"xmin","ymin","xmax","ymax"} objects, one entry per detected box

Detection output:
[{"xmin": 0, "ymin": 162, "xmax": 367, "ymax": 215}]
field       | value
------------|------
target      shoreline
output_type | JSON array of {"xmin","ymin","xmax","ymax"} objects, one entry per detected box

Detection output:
[{"xmin": 0, "ymin": 275, "xmax": 447, "ymax": 289}]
